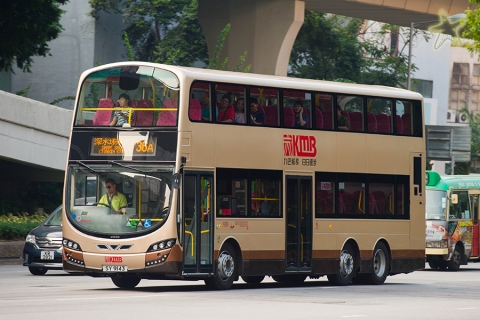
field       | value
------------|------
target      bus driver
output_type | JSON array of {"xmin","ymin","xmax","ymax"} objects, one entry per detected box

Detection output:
[{"xmin": 98, "ymin": 178, "xmax": 128, "ymax": 214}]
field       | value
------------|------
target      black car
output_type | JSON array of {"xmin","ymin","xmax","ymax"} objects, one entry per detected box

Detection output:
[{"xmin": 23, "ymin": 205, "xmax": 63, "ymax": 275}]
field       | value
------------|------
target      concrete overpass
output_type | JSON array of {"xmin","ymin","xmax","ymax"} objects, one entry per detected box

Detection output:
[
  {"xmin": 0, "ymin": 91, "xmax": 72, "ymax": 199},
  {"xmin": 199, "ymin": 0, "xmax": 472, "ymax": 76}
]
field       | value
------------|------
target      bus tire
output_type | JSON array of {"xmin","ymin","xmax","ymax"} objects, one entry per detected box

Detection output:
[
  {"xmin": 111, "ymin": 274, "xmax": 141, "ymax": 288},
  {"xmin": 447, "ymin": 246, "xmax": 461, "ymax": 271},
  {"xmin": 327, "ymin": 243, "xmax": 356, "ymax": 286},
  {"xmin": 365, "ymin": 242, "xmax": 390, "ymax": 285},
  {"xmin": 241, "ymin": 275, "xmax": 265, "ymax": 284},
  {"xmin": 428, "ymin": 261, "xmax": 439, "ymax": 269},
  {"xmin": 205, "ymin": 243, "xmax": 236, "ymax": 290}
]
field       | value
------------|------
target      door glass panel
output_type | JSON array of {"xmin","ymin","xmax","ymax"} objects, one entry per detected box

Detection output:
[
  {"xmin": 199, "ymin": 176, "xmax": 213, "ymax": 268},
  {"xmin": 286, "ymin": 177, "xmax": 312, "ymax": 270},
  {"xmin": 184, "ymin": 175, "xmax": 197, "ymax": 267},
  {"xmin": 184, "ymin": 173, "xmax": 213, "ymax": 272}
]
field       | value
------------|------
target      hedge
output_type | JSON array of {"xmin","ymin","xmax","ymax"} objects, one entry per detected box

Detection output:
[{"xmin": 0, "ymin": 213, "xmax": 48, "ymax": 241}]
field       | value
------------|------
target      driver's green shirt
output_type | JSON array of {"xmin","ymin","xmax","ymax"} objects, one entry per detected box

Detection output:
[{"xmin": 99, "ymin": 192, "xmax": 127, "ymax": 212}]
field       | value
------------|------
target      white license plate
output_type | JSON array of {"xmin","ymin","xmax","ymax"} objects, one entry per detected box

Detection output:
[
  {"xmin": 40, "ymin": 251, "xmax": 55, "ymax": 260},
  {"xmin": 102, "ymin": 265, "xmax": 128, "ymax": 272}
]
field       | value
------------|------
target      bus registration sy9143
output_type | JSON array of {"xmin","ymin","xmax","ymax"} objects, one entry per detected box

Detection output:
[{"xmin": 62, "ymin": 62, "xmax": 426, "ymax": 289}]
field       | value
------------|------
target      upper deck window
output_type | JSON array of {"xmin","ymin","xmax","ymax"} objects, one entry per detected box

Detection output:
[{"xmin": 74, "ymin": 65, "xmax": 180, "ymax": 127}]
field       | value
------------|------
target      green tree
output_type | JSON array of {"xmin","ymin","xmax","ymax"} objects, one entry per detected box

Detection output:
[
  {"xmin": 0, "ymin": 0, "xmax": 69, "ymax": 72},
  {"xmin": 459, "ymin": 107, "xmax": 480, "ymax": 172},
  {"xmin": 289, "ymin": 11, "xmax": 412, "ymax": 87},
  {"xmin": 89, "ymin": 0, "xmax": 208, "ymax": 66},
  {"xmin": 463, "ymin": 1, "xmax": 480, "ymax": 54}
]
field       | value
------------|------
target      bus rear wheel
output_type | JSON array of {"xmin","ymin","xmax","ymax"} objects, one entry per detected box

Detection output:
[
  {"xmin": 364, "ymin": 242, "xmax": 390, "ymax": 285},
  {"xmin": 205, "ymin": 243, "xmax": 236, "ymax": 290},
  {"xmin": 241, "ymin": 275, "xmax": 265, "ymax": 284},
  {"xmin": 327, "ymin": 243, "xmax": 356, "ymax": 286},
  {"xmin": 111, "ymin": 274, "xmax": 141, "ymax": 288}
]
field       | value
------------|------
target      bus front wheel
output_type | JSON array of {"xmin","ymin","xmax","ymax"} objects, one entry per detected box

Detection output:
[
  {"xmin": 205, "ymin": 243, "xmax": 236, "ymax": 290},
  {"xmin": 327, "ymin": 243, "xmax": 356, "ymax": 286},
  {"xmin": 111, "ymin": 274, "xmax": 141, "ymax": 288}
]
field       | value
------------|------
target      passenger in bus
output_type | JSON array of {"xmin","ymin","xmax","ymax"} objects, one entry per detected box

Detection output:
[
  {"xmin": 337, "ymin": 105, "xmax": 350, "ymax": 131},
  {"xmin": 98, "ymin": 178, "xmax": 128, "ymax": 214},
  {"xmin": 110, "ymin": 93, "xmax": 134, "ymax": 127},
  {"xmin": 234, "ymin": 98, "xmax": 246, "ymax": 124},
  {"xmin": 249, "ymin": 97, "xmax": 265, "ymax": 125},
  {"xmin": 217, "ymin": 94, "xmax": 234, "ymax": 123},
  {"xmin": 293, "ymin": 100, "xmax": 308, "ymax": 128}
]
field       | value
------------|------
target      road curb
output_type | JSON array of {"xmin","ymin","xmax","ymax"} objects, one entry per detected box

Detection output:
[{"xmin": 0, "ymin": 241, "xmax": 24, "ymax": 265}]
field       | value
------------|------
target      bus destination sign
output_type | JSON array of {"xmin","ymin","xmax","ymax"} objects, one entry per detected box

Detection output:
[{"xmin": 91, "ymin": 137, "xmax": 157, "ymax": 156}]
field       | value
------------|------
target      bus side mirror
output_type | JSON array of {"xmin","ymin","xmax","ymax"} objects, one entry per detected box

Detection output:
[
  {"xmin": 451, "ymin": 194, "xmax": 458, "ymax": 204},
  {"xmin": 172, "ymin": 173, "xmax": 180, "ymax": 189}
]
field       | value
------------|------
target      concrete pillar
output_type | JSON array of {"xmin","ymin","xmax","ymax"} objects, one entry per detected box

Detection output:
[{"xmin": 198, "ymin": 0, "xmax": 304, "ymax": 76}]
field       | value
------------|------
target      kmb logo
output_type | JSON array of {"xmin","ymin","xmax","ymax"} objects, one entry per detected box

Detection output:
[
  {"xmin": 283, "ymin": 135, "xmax": 317, "ymax": 157},
  {"xmin": 104, "ymin": 256, "xmax": 123, "ymax": 263}
]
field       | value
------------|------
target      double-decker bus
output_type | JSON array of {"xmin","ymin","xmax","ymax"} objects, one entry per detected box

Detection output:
[
  {"xmin": 63, "ymin": 62, "xmax": 425, "ymax": 289},
  {"xmin": 426, "ymin": 171, "xmax": 480, "ymax": 270}
]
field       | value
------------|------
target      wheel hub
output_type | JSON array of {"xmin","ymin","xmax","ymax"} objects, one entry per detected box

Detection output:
[
  {"xmin": 373, "ymin": 249, "xmax": 386, "ymax": 276},
  {"xmin": 218, "ymin": 251, "xmax": 234, "ymax": 280},
  {"xmin": 339, "ymin": 250, "xmax": 354, "ymax": 278}
]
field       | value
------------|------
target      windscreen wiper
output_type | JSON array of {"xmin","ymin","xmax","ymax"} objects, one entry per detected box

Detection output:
[
  {"xmin": 74, "ymin": 160, "xmax": 98, "ymax": 173},
  {"xmin": 109, "ymin": 161, "xmax": 144, "ymax": 173}
]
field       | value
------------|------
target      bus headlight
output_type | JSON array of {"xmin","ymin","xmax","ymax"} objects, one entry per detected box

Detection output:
[
  {"xmin": 148, "ymin": 239, "xmax": 176, "ymax": 252},
  {"xmin": 426, "ymin": 240, "xmax": 448, "ymax": 248},
  {"xmin": 63, "ymin": 238, "xmax": 82, "ymax": 251}
]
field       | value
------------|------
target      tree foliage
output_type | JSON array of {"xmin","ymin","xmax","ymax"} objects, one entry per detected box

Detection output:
[
  {"xmin": 459, "ymin": 107, "xmax": 480, "ymax": 172},
  {"xmin": 463, "ymin": 1, "xmax": 480, "ymax": 54},
  {"xmin": 290, "ymin": 11, "xmax": 412, "ymax": 87},
  {"xmin": 0, "ymin": 0, "xmax": 69, "ymax": 73},
  {"xmin": 89, "ymin": 0, "xmax": 208, "ymax": 66}
]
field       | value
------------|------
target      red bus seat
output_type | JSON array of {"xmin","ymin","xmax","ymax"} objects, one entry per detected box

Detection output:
[
  {"xmin": 315, "ymin": 108, "xmax": 323, "ymax": 129},
  {"xmin": 133, "ymin": 99, "xmax": 154, "ymax": 126},
  {"xmin": 283, "ymin": 106, "xmax": 295, "ymax": 127},
  {"xmin": 92, "ymin": 98, "xmax": 113, "ymax": 126}
]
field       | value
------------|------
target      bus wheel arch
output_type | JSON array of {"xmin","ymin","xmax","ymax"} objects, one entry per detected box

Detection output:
[{"xmin": 327, "ymin": 239, "xmax": 359, "ymax": 286}]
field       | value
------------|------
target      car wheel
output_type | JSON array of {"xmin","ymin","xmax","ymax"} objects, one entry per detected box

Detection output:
[
  {"xmin": 205, "ymin": 243, "xmax": 236, "ymax": 290},
  {"xmin": 241, "ymin": 275, "xmax": 265, "ymax": 284},
  {"xmin": 29, "ymin": 267, "xmax": 48, "ymax": 275},
  {"xmin": 327, "ymin": 243, "xmax": 356, "ymax": 286},
  {"xmin": 111, "ymin": 274, "xmax": 141, "ymax": 288}
]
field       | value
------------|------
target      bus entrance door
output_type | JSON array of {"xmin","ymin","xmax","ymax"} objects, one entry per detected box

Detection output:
[
  {"xmin": 469, "ymin": 192, "xmax": 480, "ymax": 258},
  {"xmin": 285, "ymin": 175, "xmax": 312, "ymax": 271},
  {"xmin": 183, "ymin": 172, "xmax": 214, "ymax": 274}
]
